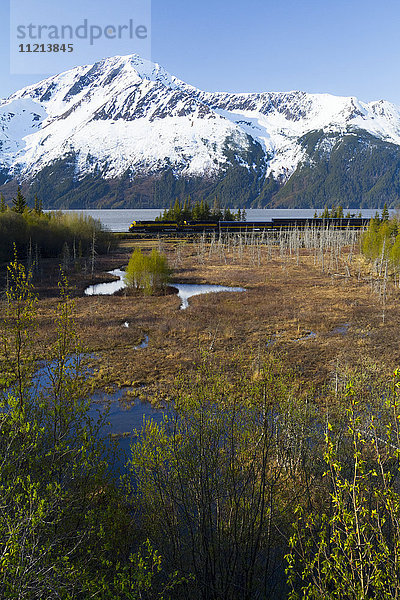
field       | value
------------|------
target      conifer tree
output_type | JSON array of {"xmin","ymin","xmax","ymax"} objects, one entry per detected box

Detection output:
[
  {"xmin": 12, "ymin": 186, "xmax": 27, "ymax": 214},
  {"xmin": 199, "ymin": 198, "xmax": 205, "ymax": 219},
  {"xmin": 172, "ymin": 198, "xmax": 182, "ymax": 223},
  {"xmin": 212, "ymin": 197, "xmax": 223, "ymax": 221},
  {"xmin": 0, "ymin": 193, "xmax": 6, "ymax": 212},
  {"xmin": 192, "ymin": 201, "xmax": 200, "ymax": 221},
  {"xmin": 381, "ymin": 202, "xmax": 389, "ymax": 222},
  {"xmin": 372, "ymin": 211, "xmax": 381, "ymax": 227},
  {"xmin": 223, "ymin": 208, "xmax": 236, "ymax": 221},
  {"xmin": 321, "ymin": 206, "xmax": 330, "ymax": 219},
  {"xmin": 33, "ymin": 194, "xmax": 43, "ymax": 215},
  {"xmin": 336, "ymin": 205, "xmax": 344, "ymax": 218}
]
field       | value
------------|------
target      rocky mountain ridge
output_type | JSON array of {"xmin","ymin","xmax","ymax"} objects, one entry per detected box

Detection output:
[{"xmin": 1, "ymin": 54, "xmax": 400, "ymax": 208}]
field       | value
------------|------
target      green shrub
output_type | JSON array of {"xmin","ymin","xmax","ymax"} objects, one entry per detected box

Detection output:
[
  {"xmin": 361, "ymin": 216, "xmax": 399, "ymax": 264},
  {"xmin": 125, "ymin": 248, "xmax": 172, "ymax": 294},
  {"xmin": 286, "ymin": 377, "xmax": 400, "ymax": 599}
]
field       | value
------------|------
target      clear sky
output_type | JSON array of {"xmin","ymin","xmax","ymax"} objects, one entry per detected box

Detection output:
[{"xmin": 1, "ymin": 0, "xmax": 400, "ymax": 103}]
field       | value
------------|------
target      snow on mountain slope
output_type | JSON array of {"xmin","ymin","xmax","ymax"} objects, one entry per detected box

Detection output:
[
  {"xmin": 0, "ymin": 55, "xmax": 251, "ymax": 179},
  {"xmin": 0, "ymin": 98, "xmax": 47, "ymax": 167},
  {"xmin": 194, "ymin": 90, "xmax": 400, "ymax": 177},
  {"xmin": 1, "ymin": 53, "xmax": 400, "ymax": 188}
]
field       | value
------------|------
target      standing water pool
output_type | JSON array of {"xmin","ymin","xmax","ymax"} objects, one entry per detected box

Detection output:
[{"xmin": 84, "ymin": 270, "xmax": 246, "ymax": 308}]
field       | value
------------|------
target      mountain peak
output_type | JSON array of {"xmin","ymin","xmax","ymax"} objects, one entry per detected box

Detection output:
[
  {"xmin": 1, "ymin": 54, "xmax": 400, "ymax": 210},
  {"xmin": 88, "ymin": 53, "xmax": 178, "ymax": 88}
]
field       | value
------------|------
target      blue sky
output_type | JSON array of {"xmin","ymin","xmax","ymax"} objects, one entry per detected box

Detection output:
[{"xmin": 2, "ymin": 0, "xmax": 400, "ymax": 103}]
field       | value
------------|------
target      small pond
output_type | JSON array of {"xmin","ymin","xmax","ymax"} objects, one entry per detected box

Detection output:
[
  {"xmin": 84, "ymin": 270, "xmax": 246, "ymax": 309},
  {"xmin": 330, "ymin": 323, "xmax": 351, "ymax": 336},
  {"xmin": 1, "ymin": 356, "xmax": 164, "ymax": 474},
  {"xmin": 84, "ymin": 269, "xmax": 126, "ymax": 296},
  {"xmin": 295, "ymin": 331, "xmax": 317, "ymax": 342},
  {"xmin": 89, "ymin": 388, "xmax": 166, "ymax": 472},
  {"xmin": 173, "ymin": 283, "xmax": 246, "ymax": 309},
  {"xmin": 133, "ymin": 334, "xmax": 149, "ymax": 349}
]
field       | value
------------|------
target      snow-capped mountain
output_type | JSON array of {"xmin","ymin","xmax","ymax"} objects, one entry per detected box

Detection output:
[{"xmin": 1, "ymin": 54, "xmax": 400, "ymax": 208}]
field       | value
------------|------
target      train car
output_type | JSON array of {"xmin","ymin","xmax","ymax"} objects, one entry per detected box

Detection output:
[
  {"xmin": 130, "ymin": 220, "xmax": 221, "ymax": 234},
  {"xmin": 218, "ymin": 221, "xmax": 273, "ymax": 232},
  {"xmin": 271, "ymin": 217, "xmax": 370, "ymax": 230},
  {"xmin": 185, "ymin": 221, "xmax": 220, "ymax": 232}
]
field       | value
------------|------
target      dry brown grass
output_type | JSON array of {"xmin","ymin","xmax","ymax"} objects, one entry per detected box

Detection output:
[{"xmin": 3, "ymin": 236, "xmax": 400, "ymax": 400}]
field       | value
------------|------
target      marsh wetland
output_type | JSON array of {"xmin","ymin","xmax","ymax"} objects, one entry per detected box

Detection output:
[
  {"xmin": 7, "ymin": 225, "xmax": 399, "ymax": 445},
  {"xmin": 4, "ymin": 222, "xmax": 400, "ymax": 598},
  {"xmin": 25, "ymin": 228, "xmax": 399, "ymax": 400}
]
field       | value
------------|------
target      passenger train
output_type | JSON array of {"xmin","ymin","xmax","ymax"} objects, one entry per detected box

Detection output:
[{"xmin": 129, "ymin": 217, "xmax": 370, "ymax": 235}]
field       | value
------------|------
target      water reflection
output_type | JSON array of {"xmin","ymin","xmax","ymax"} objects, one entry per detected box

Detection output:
[
  {"xmin": 84, "ymin": 269, "xmax": 126, "ymax": 296},
  {"xmin": 89, "ymin": 388, "xmax": 165, "ymax": 472},
  {"xmin": 84, "ymin": 270, "xmax": 246, "ymax": 309},
  {"xmin": 173, "ymin": 283, "xmax": 246, "ymax": 310}
]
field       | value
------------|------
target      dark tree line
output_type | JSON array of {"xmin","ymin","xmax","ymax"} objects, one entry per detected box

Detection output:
[{"xmin": 156, "ymin": 197, "xmax": 246, "ymax": 224}]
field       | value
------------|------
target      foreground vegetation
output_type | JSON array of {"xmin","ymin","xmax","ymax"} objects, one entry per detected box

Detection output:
[
  {"xmin": 287, "ymin": 378, "xmax": 400, "ymax": 599},
  {"xmin": 3, "ymin": 240, "xmax": 400, "ymax": 598},
  {"xmin": 0, "ymin": 259, "xmax": 155, "ymax": 598},
  {"xmin": 0, "ymin": 189, "xmax": 114, "ymax": 264}
]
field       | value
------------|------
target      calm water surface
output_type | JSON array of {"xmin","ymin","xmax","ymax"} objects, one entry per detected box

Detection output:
[
  {"xmin": 89, "ymin": 390, "xmax": 165, "ymax": 472},
  {"xmin": 173, "ymin": 283, "xmax": 246, "ymax": 309},
  {"xmin": 84, "ymin": 269, "xmax": 126, "ymax": 296},
  {"xmin": 84, "ymin": 271, "xmax": 246, "ymax": 308}
]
